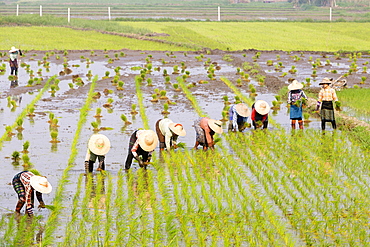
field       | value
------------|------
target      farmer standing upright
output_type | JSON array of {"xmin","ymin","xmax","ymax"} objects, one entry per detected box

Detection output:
[
  {"xmin": 12, "ymin": 171, "xmax": 52, "ymax": 216},
  {"xmin": 155, "ymin": 118, "xmax": 186, "ymax": 151},
  {"xmin": 228, "ymin": 103, "xmax": 251, "ymax": 132},
  {"xmin": 317, "ymin": 78, "xmax": 338, "ymax": 130},
  {"xmin": 288, "ymin": 80, "xmax": 308, "ymax": 129},
  {"xmin": 251, "ymin": 100, "xmax": 270, "ymax": 129},
  {"xmin": 125, "ymin": 129, "xmax": 158, "ymax": 169},
  {"xmin": 193, "ymin": 117, "xmax": 223, "ymax": 150},
  {"xmin": 9, "ymin": 46, "xmax": 22, "ymax": 76},
  {"xmin": 85, "ymin": 134, "xmax": 111, "ymax": 173}
]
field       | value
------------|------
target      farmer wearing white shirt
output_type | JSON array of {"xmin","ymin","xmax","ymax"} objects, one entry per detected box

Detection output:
[{"xmin": 155, "ymin": 118, "xmax": 186, "ymax": 151}]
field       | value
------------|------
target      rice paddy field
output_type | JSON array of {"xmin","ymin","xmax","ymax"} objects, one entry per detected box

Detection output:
[{"xmin": 0, "ymin": 18, "xmax": 370, "ymax": 246}]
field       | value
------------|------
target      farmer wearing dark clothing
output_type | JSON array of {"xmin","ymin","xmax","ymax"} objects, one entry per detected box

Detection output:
[
  {"xmin": 317, "ymin": 78, "xmax": 338, "ymax": 130},
  {"xmin": 125, "ymin": 130, "xmax": 158, "ymax": 169},
  {"xmin": 193, "ymin": 117, "xmax": 223, "ymax": 150},
  {"xmin": 9, "ymin": 46, "xmax": 22, "ymax": 76},
  {"xmin": 228, "ymin": 103, "xmax": 250, "ymax": 132},
  {"xmin": 12, "ymin": 171, "xmax": 52, "ymax": 216},
  {"xmin": 85, "ymin": 134, "xmax": 111, "ymax": 173},
  {"xmin": 251, "ymin": 100, "xmax": 270, "ymax": 130},
  {"xmin": 288, "ymin": 80, "xmax": 308, "ymax": 129},
  {"xmin": 155, "ymin": 118, "xmax": 186, "ymax": 151}
]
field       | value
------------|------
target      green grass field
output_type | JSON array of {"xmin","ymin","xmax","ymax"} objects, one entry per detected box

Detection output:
[{"xmin": 1, "ymin": 20, "xmax": 370, "ymax": 51}]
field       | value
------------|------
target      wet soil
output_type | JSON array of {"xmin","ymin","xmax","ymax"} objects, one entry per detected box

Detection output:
[{"xmin": 0, "ymin": 48, "xmax": 368, "ymax": 224}]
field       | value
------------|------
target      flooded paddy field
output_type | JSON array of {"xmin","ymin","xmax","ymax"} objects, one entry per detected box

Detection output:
[{"xmin": 0, "ymin": 49, "xmax": 369, "ymax": 246}]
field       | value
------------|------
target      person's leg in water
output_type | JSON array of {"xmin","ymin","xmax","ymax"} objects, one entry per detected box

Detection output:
[
  {"xmin": 298, "ymin": 120, "xmax": 304, "ymax": 129},
  {"xmin": 321, "ymin": 120, "xmax": 326, "ymax": 130},
  {"xmin": 291, "ymin": 120, "xmax": 296, "ymax": 129},
  {"xmin": 331, "ymin": 120, "xmax": 337, "ymax": 129}
]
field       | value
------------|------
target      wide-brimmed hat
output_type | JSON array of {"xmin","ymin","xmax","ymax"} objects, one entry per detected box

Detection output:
[
  {"xmin": 169, "ymin": 123, "xmax": 186, "ymax": 136},
  {"xmin": 319, "ymin": 77, "xmax": 332, "ymax": 85},
  {"xmin": 30, "ymin": 176, "xmax": 52, "ymax": 194},
  {"xmin": 138, "ymin": 130, "xmax": 158, "ymax": 151},
  {"xmin": 288, "ymin": 80, "xmax": 304, "ymax": 91},
  {"xmin": 208, "ymin": 119, "xmax": 223, "ymax": 134},
  {"xmin": 235, "ymin": 103, "xmax": 251, "ymax": 117},
  {"xmin": 9, "ymin": 46, "xmax": 18, "ymax": 53},
  {"xmin": 88, "ymin": 134, "xmax": 111, "ymax": 155},
  {"xmin": 254, "ymin": 100, "xmax": 270, "ymax": 115}
]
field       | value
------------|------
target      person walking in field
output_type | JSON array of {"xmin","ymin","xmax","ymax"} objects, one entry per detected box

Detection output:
[
  {"xmin": 155, "ymin": 118, "xmax": 186, "ymax": 151},
  {"xmin": 251, "ymin": 100, "xmax": 270, "ymax": 130},
  {"xmin": 9, "ymin": 46, "xmax": 22, "ymax": 76},
  {"xmin": 316, "ymin": 78, "xmax": 338, "ymax": 130},
  {"xmin": 85, "ymin": 134, "xmax": 111, "ymax": 173},
  {"xmin": 193, "ymin": 117, "xmax": 223, "ymax": 150},
  {"xmin": 125, "ymin": 129, "xmax": 158, "ymax": 169},
  {"xmin": 228, "ymin": 103, "xmax": 251, "ymax": 132},
  {"xmin": 288, "ymin": 80, "xmax": 308, "ymax": 129},
  {"xmin": 12, "ymin": 171, "xmax": 52, "ymax": 216}
]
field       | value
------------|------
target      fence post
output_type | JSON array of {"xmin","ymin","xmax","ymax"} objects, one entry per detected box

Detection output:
[
  {"xmin": 16, "ymin": 4, "xmax": 19, "ymax": 16},
  {"xmin": 40, "ymin": 5, "xmax": 42, "ymax": 17},
  {"xmin": 218, "ymin": 6, "xmax": 220, "ymax": 21},
  {"xmin": 108, "ymin": 7, "xmax": 111, "ymax": 20},
  {"xmin": 329, "ymin": 7, "xmax": 332, "ymax": 21},
  {"xmin": 68, "ymin": 8, "xmax": 70, "ymax": 23}
]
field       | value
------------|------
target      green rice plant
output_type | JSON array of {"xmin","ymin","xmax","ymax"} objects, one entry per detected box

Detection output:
[
  {"xmin": 146, "ymin": 78, "xmax": 153, "ymax": 87},
  {"xmin": 131, "ymin": 103, "xmax": 138, "ymax": 115},
  {"xmin": 151, "ymin": 93, "xmax": 159, "ymax": 102},
  {"xmin": 173, "ymin": 83, "xmax": 180, "ymax": 92},
  {"xmin": 165, "ymin": 76, "xmax": 171, "ymax": 84},
  {"xmin": 362, "ymin": 67, "xmax": 367, "ymax": 73},
  {"xmin": 50, "ymin": 131, "xmax": 59, "ymax": 143},
  {"xmin": 16, "ymin": 118, "xmax": 24, "ymax": 132},
  {"xmin": 172, "ymin": 65, "xmax": 179, "ymax": 74},
  {"xmin": 159, "ymin": 90, "xmax": 168, "ymax": 100},
  {"xmin": 117, "ymin": 80, "xmax": 124, "ymax": 90},
  {"xmin": 162, "ymin": 103, "xmax": 170, "ymax": 115},
  {"xmin": 360, "ymin": 76, "xmax": 366, "ymax": 84},
  {"xmin": 121, "ymin": 114, "xmax": 132, "ymax": 125}
]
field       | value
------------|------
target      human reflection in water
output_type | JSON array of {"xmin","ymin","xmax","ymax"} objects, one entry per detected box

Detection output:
[
  {"xmin": 127, "ymin": 169, "xmax": 151, "ymax": 209},
  {"xmin": 10, "ymin": 80, "xmax": 19, "ymax": 88},
  {"xmin": 85, "ymin": 174, "xmax": 106, "ymax": 210}
]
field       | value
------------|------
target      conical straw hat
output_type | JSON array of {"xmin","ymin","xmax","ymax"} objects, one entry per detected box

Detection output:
[
  {"xmin": 288, "ymin": 80, "xmax": 303, "ymax": 90},
  {"xmin": 138, "ymin": 130, "xmax": 158, "ymax": 152},
  {"xmin": 168, "ymin": 123, "xmax": 186, "ymax": 136},
  {"xmin": 235, "ymin": 103, "xmax": 251, "ymax": 117},
  {"xmin": 208, "ymin": 119, "xmax": 223, "ymax": 134},
  {"xmin": 88, "ymin": 134, "xmax": 111, "ymax": 155},
  {"xmin": 254, "ymin": 100, "xmax": 270, "ymax": 115},
  {"xmin": 30, "ymin": 176, "xmax": 52, "ymax": 194}
]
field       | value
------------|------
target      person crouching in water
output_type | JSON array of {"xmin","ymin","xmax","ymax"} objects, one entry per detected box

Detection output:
[
  {"xmin": 155, "ymin": 118, "xmax": 186, "ymax": 151},
  {"xmin": 251, "ymin": 100, "xmax": 270, "ymax": 130},
  {"xmin": 228, "ymin": 103, "xmax": 251, "ymax": 132},
  {"xmin": 317, "ymin": 78, "xmax": 338, "ymax": 130},
  {"xmin": 288, "ymin": 80, "xmax": 307, "ymax": 129},
  {"xmin": 12, "ymin": 171, "xmax": 52, "ymax": 216},
  {"xmin": 125, "ymin": 130, "xmax": 158, "ymax": 169},
  {"xmin": 9, "ymin": 46, "xmax": 22, "ymax": 76},
  {"xmin": 85, "ymin": 134, "xmax": 111, "ymax": 173},
  {"xmin": 193, "ymin": 117, "xmax": 223, "ymax": 150}
]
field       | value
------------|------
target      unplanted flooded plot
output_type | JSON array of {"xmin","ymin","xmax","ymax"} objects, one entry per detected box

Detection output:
[{"xmin": 0, "ymin": 49, "xmax": 369, "ymax": 246}]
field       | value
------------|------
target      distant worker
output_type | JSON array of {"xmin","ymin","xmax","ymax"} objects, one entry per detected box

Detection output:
[
  {"xmin": 193, "ymin": 117, "xmax": 223, "ymax": 150},
  {"xmin": 228, "ymin": 103, "xmax": 250, "ymax": 132},
  {"xmin": 155, "ymin": 118, "xmax": 186, "ymax": 151},
  {"xmin": 125, "ymin": 129, "xmax": 158, "ymax": 169},
  {"xmin": 317, "ymin": 78, "xmax": 338, "ymax": 130},
  {"xmin": 9, "ymin": 46, "xmax": 22, "ymax": 76},
  {"xmin": 251, "ymin": 100, "xmax": 270, "ymax": 130},
  {"xmin": 85, "ymin": 134, "xmax": 111, "ymax": 173},
  {"xmin": 288, "ymin": 80, "xmax": 307, "ymax": 129},
  {"xmin": 12, "ymin": 171, "xmax": 52, "ymax": 216}
]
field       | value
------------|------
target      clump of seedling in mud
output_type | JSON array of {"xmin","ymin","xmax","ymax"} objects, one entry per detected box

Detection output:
[
  {"xmin": 146, "ymin": 78, "xmax": 153, "ymax": 87},
  {"xmin": 266, "ymin": 60, "xmax": 273, "ymax": 66},
  {"xmin": 165, "ymin": 76, "xmax": 171, "ymax": 84},
  {"xmin": 288, "ymin": 66, "xmax": 297, "ymax": 74},
  {"xmin": 220, "ymin": 110, "xmax": 229, "ymax": 122},
  {"xmin": 223, "ymin": 95, "xmax": 230, "ymax": 105},
  {"xmin": 11, "ymin": 151, "xmax": 21, "ymax": 166},
  {"xmin": 103, "ymin": 71, "xmax": 110, "ymax": 79},
  {"xmin": 249, "ymin": 84, "xmax": 257, "ymax": 97},
  {"xmin": 362, "ymin": 67, "xmax": 367, "ymax": 74},
  {"xmin": 159, "ymin": 90, "xmax": 168, "ymax": 100},
  {"xmin": 236, "ymin": 78, "xmax": 243, "ymax": 87},
  {"xmin": 117, "ymin": 80, "xmax": 124, "ymax": 90},
  {"xmin": 94, "ymin": 108, "xmax": 102, "ymax": 118},
  {"xmin": 311, "ymin": 70, "xmax": 317, "ymax": 78},
  {"xmin": 234, "ymin": 96, "xmax": 242, "ymax": 104},
  {"xmin": 91, "ymin": 121, "xmax": 100, "ymax": 132},
  {"xmin": 50, "ymin": 131, "xmax": 60, "ymax": 143},
  {"xmin": 50, "ymin": 118, "xmax": 59, "ymax": 129},
  {"xmin": 172, "ymin": 65, "xmax": 180, "ymax": 74},
  {"xmin": 16, "ymin": 118, "xmax": 24, "ymax": 132},
  {"xmin": 92, "ymin": 92, "xmax": 101, "ymax": 100},
  {"xmin": 161, "ymin": 102, "xmax": 170, "ymax": 115},
  {"xmin": 5, "ymin": 125, "xmax": 14, "ymax": 137},
  {"xmin": 121, "ymin": 114, "xmax": 132, "ymax": 125},
  {"xmin": 27, "ymin": 106, "xmax": 36, "ymax": 117},
  {"xmin": 173, "ymin": 83, "xmax": 181, "ymax": 92},
  {"xmin": 22, "ymin": 141, "xmax": 30, "ymax": 154},
  {"xmin": 22, "ymin": 154, "xmax": 32, "ymax": 169},
  {"xmin": 162, "ymin": 69, "xmax": 169, "ymax": 76},
  {"xmin": 151, "ymin": 94, "xmax": 159, "ymax": 103},
  {"xmin": 131, "ymin": 104, "xmax": 138, "ymax": 115},
  {"xmin": 103, "ymin": 98, "xmax": 114, "ymax": 108}
]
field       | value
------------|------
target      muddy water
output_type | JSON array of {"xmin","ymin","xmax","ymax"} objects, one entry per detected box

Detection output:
[{"xmin": 0, "ymin": 50, "xmax": 365, "ymax": 241}]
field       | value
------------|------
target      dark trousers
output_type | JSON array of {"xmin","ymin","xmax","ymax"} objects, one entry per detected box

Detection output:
[
  {"xmin": 10, "ymin": 67, "xmax": 18, "ymax": 75},
  {"xmin": 125, "ymin": 131, "xmax": 150, "ymax": 169}
]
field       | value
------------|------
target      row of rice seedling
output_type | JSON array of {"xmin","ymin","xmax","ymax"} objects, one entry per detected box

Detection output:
[{"xmin": 225, "ymin": 129, "xmax": 370, "ymax": 245}]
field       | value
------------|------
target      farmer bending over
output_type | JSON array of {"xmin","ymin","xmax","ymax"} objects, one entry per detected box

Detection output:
[
  {"xmin": 85, "ymin": 134, "xmax": 111, "ymax": 173},
  {"xmin": 193, "ymin": 117, "xmax": 223, "ymax": 150},
  {"xmin": 12, "ymin": 171, "xmax": 52, "ymax": 216},
  {"xmin": 9, "ymin": 46, "xmax": 22, "ymax": 76},
  {"xmin": 125, "ymin": 130, "xmax": 158, "ymax": 169},
  {"xmin": 155, "ymin": 118, "xmax": 186, "ymax": 151},
  {"xmin": 251, "ymin": 100, "xmax": 270, "ymax": 130},
  {"xmin": 228, "ymin": 103, "xmax": 250, "ymax": 132}
]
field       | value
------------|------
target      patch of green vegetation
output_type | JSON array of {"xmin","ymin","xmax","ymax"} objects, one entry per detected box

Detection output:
[{"xmin": 337, "ymin": 88, "xmax": 370, "ymax": 114}]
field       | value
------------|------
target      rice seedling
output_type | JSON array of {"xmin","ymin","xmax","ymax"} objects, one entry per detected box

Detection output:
[
  {"xmin": 117, "ymin": 80, "xmax": 124, "ymax": 90},
  {"xmin": 50, "ymin": 131, "xmax": 60, "ymax": 143},
  {"xmin": 151, "ymin": 94, "xmax": 159, "ymax": 103},
  {"xmin": 159, "ymin": 90, "xmax": 168, "ymax": 100},
  {"xmin": 15, "ymin": 118, "xmax": 24, "ymax": 132},
  {"xmin": 121, "ymin": 114, "xmax": 132, "ymax": 125},
  {"xmin": 172, "ymin": 83, "xmax": 181, "ymax": 92},
  {"xmin": 94, "ymin": 108, "xmax": 102, "ymax": 118},
  {"xmin": 222, "ymin": 95, "xmax": 230, "ymax": 105},
  {"xmin": 172, "ymin": 65, "xmax": 180, "ymax": 74},
  {"xmin": 103, "ymin": 98, "xmax": 114, "ymax": 108},
  {"xmin": 360, "ymin": 76, "xmax": 366, "ymax": 84},
  {"xmin": 131, "ymin": 104, "xmax": 138, "ymax": 115},
  {"xmin": 146, "ymin": 78, "xmax": 153, "ymax": 87},
  {"xmin": 162, "ymin": 103, "xmax": 170, "ymax": 115}
]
